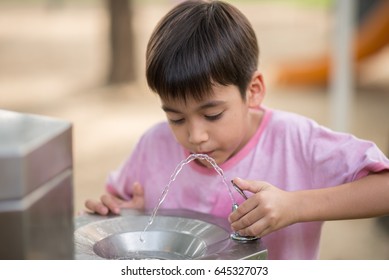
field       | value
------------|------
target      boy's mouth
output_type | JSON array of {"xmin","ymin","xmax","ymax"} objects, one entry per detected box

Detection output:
[{"xmin": 192, "ymin": 150, "xmax": 214, "ymax": 156}]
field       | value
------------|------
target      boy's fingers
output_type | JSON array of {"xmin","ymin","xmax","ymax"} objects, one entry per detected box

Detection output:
[
  {"xmin": 100, "ymin": 194, "xmax": 121, "ymax": 214},
  {"xmin": 130, "ymin": 182, "xmax": 145, "ymax": 209},
  {"xmin": 233, "ymin": 177, "xmax": 265, "ymax": 193},
  {"xmin": 133, "ymin": 182, "xmax": 144, "ymax": 196},
  {"xmin": 84, "ymin": 199, "xmax": 110, "ymax": 215}
]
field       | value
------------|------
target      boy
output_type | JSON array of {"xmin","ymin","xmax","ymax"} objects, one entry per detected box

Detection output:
[{"xmin": 85, "ymin": 0, "xmax": 389, "ymax": 259}]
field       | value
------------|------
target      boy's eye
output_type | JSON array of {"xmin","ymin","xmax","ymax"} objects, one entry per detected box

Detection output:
[
  {"xmin": 205, "ymin": 112, "xmax": 223, "ymax": 121},
  {"xmin": 169, "ymin": 118, "xmax": 185, "ymax": 125}
]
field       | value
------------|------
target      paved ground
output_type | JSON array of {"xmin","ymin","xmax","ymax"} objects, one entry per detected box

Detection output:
[{"xmin": 1, "ymin": 1, "xmax": 388, "ymax": 259}]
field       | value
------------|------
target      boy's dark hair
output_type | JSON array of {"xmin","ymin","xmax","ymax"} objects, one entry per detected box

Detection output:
[{"xmin": 146, "ymin": 0, "xmax": 259, "ymax": 103}]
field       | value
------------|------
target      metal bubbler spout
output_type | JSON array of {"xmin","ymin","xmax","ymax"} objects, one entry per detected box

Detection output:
[{"xmin": 230, "ymin": 181, "xmax": 260, "ymax": 242}]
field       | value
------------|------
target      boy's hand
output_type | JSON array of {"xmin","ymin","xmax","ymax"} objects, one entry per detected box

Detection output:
[
  {"xmin": 228, "ymin": 177, "xmax": 297, "ymax": 238},
  {"xmin": 84, "ymin": 182, "xmax": 145, "ymax": 216}
]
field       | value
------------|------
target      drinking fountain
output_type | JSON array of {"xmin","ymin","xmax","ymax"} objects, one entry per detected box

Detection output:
[
  {"xmin": 74, "ymin": 209, "xmax": 267, "ymax": 260},
  {"xmin": 75, "ymin": 154, "xmax": 267, "ymax": 260}
]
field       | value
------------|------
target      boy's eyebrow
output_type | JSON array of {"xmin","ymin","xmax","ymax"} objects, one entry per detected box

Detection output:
[
  {"xmin": 162, "ymin": 100, "xmax": 226, "ymax": 113},
  {"xmin": 161, "ymin": 105, "xmax": 181, "ymax": 113},
  {"xmin": 198, "ymin": 100, "xmax": 226, "ymax": 110}
]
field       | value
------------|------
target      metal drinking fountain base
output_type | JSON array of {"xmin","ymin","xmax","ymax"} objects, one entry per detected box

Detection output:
[{"xmin": 74, "ymin": 209, "xmax": 267, "ymax": 260}]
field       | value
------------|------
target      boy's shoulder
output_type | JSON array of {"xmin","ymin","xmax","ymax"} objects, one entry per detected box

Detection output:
[
  {"xmin": 134, "ymin": 121, "xmax": 182, "ymax": 159},
  {"xmin": 268, "ymin": 108, "xmax": 320, "ymax": 133},
  {"xmin": 264, "ymin": 108, "xmax": 342, "ymax": 148},
  {"xmin": 145, "ymin": 121, "xmax": 171, "ymax": 136},
  {"xmin": 141, "ymin": 121, "xmax": 176, "ymax": 144}
]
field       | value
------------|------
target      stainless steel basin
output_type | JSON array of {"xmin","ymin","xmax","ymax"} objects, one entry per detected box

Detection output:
[{"xmin": 74, "ymin": 209, "xmax": 267, "ymax": 260}]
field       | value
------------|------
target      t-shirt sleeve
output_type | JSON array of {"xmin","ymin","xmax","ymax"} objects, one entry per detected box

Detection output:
[
  {"xmin": 105, "ymin": 135, "xmax": 145, "ymax": 200},
  {"xmin": 104, "ymin": 122, "xmax": 177, "ymax": 201},
  {"xmin": 309, "ymin": 123, "xmax": 389, "ymax": 188},
  {"xmin": 105, "ymin": 123, "xmax": 164, "ymax": 200}
]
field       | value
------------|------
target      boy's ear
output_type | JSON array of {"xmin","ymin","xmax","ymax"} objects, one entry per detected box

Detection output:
[{"xmin": 246, "ymin": 71, "xmax": 266, "ymax": 108}]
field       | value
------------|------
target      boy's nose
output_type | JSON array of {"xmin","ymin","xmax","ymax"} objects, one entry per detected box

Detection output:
[{"xmin": 188, "ymin": 123, "xmax": 209, "ymax": 145}]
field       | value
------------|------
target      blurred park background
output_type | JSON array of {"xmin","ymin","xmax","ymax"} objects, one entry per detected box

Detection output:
[{"xmin": 1, "ymin": 0, "xmax": 388, "ymax": 259}]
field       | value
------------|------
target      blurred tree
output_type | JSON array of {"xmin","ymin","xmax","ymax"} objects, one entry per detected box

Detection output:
[{"xmin": 107, "ymin": 0, "xmax": 136, "ymax": 84}]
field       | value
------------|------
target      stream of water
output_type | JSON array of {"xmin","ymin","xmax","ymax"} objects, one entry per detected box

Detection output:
[{"xmin": 139, "ymin": 153, "xmax": 235, "ymax": 242}]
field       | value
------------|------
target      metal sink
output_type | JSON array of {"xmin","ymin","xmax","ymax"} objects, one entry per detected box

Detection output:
[{"xmin": 74, "ymin": 209, "xmax": 267, "ymax": 260}]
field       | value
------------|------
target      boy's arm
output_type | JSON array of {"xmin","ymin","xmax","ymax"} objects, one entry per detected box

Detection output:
[
  {"xmin": 229, "ymin": 172, "xmax": 389, "ymax": 237},
  {"xmin": 295, "ymin": 171, "xmax": 389, "ymax": 222}
]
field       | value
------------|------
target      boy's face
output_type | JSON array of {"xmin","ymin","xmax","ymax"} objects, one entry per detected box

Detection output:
[{"xmin": 161, "ymin": 83, "xmax": 262, "ymax": 167}]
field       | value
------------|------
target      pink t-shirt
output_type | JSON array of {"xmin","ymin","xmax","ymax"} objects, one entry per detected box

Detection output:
[{"xmin": 106, "ymin": 108, "xmax": 389, "ymax": 259}]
